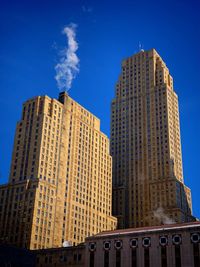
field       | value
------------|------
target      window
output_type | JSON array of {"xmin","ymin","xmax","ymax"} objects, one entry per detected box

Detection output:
[
  {"xmin": 191, "ymin": 233, "xmax": 200, "ymax": 244},
  {"xmin": 144, "ymin": 248, "xmax": 150, "ymax": 267},
  {"xmin": 78, "ymin": 254, "xmax": 82, "ymax": 261},
  {"xmin": 114, "ymin": 240, "xmax": 123, "ymax": 250},
  {"xmin": 159, "ymin": 236, "xmax": 168, "ymax": 246},
  {"xmin": 161, "ymin": 247, "xmax": 167, "ymax": 267},
  {"xmin": 103, "ymin": 241, "xmax": 111, "ymax": 251},
  {"xmin": 131, "ymin": 249, "xmax": 137, "ymax": 267},
  {"xmin": 142, "ymin": 237, "xmax": 151, "ymax": 247},
  {"xmin": 172, "ymin": 234, "xmax": 181, "ymax": 245},
  {"xmin": 89, "ymin": 252, "xmax": 94, "ymax": 267},
  {"xmin": 175, "ymin": 246, "xmax": 181, "ymax": 267},
  {"xmin": 193, "ymin": 243, "xmax": 200, "ymax": 267},
  {"xmin": 104, "ymin": 251, "xmax": 109, "ymax": 267},
  {"xmin": 116, "ymin": 250, "xmax": 121, "ymax": 267}
]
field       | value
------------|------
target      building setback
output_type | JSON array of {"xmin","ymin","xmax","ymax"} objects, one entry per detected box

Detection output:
[
  {"xmin": 110, "ymin": 49, "xmax": 194, "ymax": 229},
  {"xmin": 0, "ymin": 92, "xmax": 117, "ymax": 249}
]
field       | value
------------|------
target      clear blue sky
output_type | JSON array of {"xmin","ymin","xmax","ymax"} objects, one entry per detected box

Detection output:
[{"xmin": 0, "ymin": 0, "xmax": 199, "ymax": 219}]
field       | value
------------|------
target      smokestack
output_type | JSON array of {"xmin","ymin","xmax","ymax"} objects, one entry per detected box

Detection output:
[{"xmin": 58, "ymin": 91, "xmax": 68, "ymax": 105}]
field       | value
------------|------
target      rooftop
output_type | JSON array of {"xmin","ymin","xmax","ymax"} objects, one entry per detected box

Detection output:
[{"xmin": 88, "ymin": 221, "xmax": 200, "ymax": 239}]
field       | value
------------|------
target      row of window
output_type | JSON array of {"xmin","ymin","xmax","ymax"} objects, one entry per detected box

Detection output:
[{"xmin": 89, "ymin": 233, "xmax": 200, "ymax": 253}]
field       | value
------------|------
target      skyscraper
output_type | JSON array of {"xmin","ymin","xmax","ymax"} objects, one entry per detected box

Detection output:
[
  {"xmin": 0, "ymin": 92, "xmax": 117, "ymax": 249},
  {"xmin": 111, "ymin": 49, "xmax": 194, "ymax": 229}
]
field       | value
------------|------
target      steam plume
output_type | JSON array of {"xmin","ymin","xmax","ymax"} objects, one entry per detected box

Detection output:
[
  {"xmin": 153, "ymin": 207, "xmax": 175, "ymax": 225},
  {"xmin": 55, "ymin": 23, "xmax": 79, "ymax": 91}
]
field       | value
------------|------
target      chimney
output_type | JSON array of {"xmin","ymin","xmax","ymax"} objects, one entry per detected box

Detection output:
[{"xmin": 58, "ymin": 91, "xmax": 68, "ymax": 105}]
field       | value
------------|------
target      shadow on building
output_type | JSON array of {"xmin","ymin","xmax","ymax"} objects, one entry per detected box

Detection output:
[{"xmin": 0, "ymin": 243, "xmax": 36, "ymax": 267}]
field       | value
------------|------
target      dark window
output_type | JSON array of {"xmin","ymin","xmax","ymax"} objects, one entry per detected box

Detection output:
[
  {"xmin": 104, "ymin": 251, "xmax": 109, "ymax": 267},
  {"xmin": 116, "ymin": 250, "xmax": 121, "ymax": 267},
  {"xmin": 144, "ymin": 248, "xmax": 150, "ymax": 267},
  {"xmin": 74, "ymin": 254, "xmax": 77, "ymax": 261},
  {"xmin": 115, "ymin": 240, "xmax": 122, "ymax": 250},
  {"xmin": 131, "ymin": 249, "xmax": 137, "ymax": 267},
  {"xmin": 104, "ymin": 241, "xmax": 111, "ymax": 250},
  {"xmin": 191, "ymin": 233, "xmax": 200, "ymax": 244},
  {"xmin": 130, "ymin": 238, "xmax": 138, "ymax": 248},
  {"xmin": 175, "ymin": 246, "xmax": 181, "ymax": 267},
  {"xmin": 161, "ymin": 247, "xmax": 167, "ymax": 267},
  {"xmin": 90, "ymin": 252, "xmax": 94, "ymax": 267},
  {"xmin": 193, "ymin": 244, "xmax": 200, "ymax": 267},
  {"xmin": 78, "ymin": 254, "xmax": 82, "ymax": 261},
  {"xmin": 160, "ymin": 236, "xmax": 168, "ymax": 246},
  {"xmin": 143, "ymin": 237, "xmax": 151, "ymax": 248}
]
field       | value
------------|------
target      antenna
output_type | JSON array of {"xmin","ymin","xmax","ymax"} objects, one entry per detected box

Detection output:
[
  {"xmin": 138, "ymin": 42, "xmax": 144, "ymax": 52},
  {"xmin": 139, "ymin": 42, "xmax": 142, "ymax": 51}
]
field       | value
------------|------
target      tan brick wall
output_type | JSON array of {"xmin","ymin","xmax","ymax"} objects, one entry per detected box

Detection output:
[
  {"xmin": 111, "ymin": 49, "xmax": 193, "ymax": 228},
  {"xmin": 0, "ymin": 92, "xmax": 117, "ymax": 249}
]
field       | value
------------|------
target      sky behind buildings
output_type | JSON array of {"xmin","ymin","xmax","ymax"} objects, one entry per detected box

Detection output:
[{"xmin": 0, "ymin": 0, "xmax": 200, "ymax": 218}]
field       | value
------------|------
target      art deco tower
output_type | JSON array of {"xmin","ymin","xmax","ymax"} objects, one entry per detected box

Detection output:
[
  {"xmin": 0, "ymin": 92, "xmax": 117, "ymax": 249},
  {"xmin": 111, "ymin": 49, "xmax": 194, "ymax": 229}
]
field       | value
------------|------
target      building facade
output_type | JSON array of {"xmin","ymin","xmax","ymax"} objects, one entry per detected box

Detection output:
[
  {"xmin": 35, "ymin": 221, "xmax": 200, "ymax": 267},
  {"xmin": 34, "ymin": 246, "xmax": 86, "ymax": 267},
  {"xmin": 111, "ymin": 49, "xmax": 194, "ymax": 228},
  {"xmin": 0, "ymin": 92, "xmax": 117, "ymax": 249},
  {"xmin": 35, "ymin": 244, "xmax": 85, "ymax": 267},
  {"xmin": 86, "ymin": 221, "xmax": 200, "ymax": 267}
]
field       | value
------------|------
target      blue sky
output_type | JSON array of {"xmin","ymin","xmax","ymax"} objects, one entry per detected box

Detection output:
[{"xmin": 0, "ymin": 0, "xmax": 199, "ymax": 218}]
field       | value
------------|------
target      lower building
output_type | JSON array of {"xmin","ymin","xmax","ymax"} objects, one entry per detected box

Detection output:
[
  {"xmin": 35, "ymin": 244, "xmax": 85, "ymax": 267},
  {"xmin": 35, "ymin": 221, "xmax": 200, "ymax": 267},
  {"xmin": 0, "ymin": 243, "xmax": 36, "ymax": 267}
]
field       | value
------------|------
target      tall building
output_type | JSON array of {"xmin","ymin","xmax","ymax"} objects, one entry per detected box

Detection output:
[
  {"xmin": 111, "ymin": 49, "xmax": 194, "ymax": 229},
  {"xmin": 0, "ymin": 92, "xmax": 117, "ymax": 249}
]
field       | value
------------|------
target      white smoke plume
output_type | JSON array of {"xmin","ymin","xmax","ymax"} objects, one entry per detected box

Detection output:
[
  {"xmin": 153, "ymin": 207, "xmax": 175, "ymax": 225},
  {"xmin": 55, "ymin": 23, "xmax": 79, "ymax": 91}
]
